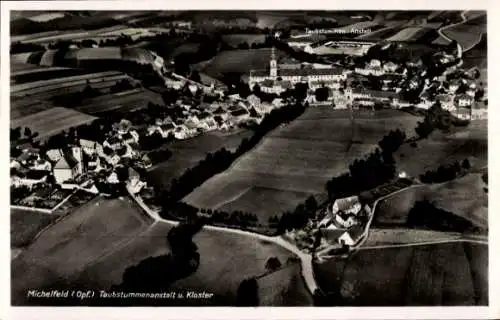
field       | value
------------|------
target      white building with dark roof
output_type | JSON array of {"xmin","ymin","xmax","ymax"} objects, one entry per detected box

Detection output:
[{"xmin": 248, "ymin": 47, "xmax": 349, "ymax": 92}]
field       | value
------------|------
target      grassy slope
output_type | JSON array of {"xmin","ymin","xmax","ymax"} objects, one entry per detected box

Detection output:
[
  {"xmin": 11, "ymin": 209, "xmax": 59, "ymax": 248},
  {"xmin": 184, "ymin": 108, "xmax": 420, "ymax": 215},
  {"xmin": 376, "ymin": 173, "xmax": 488, "ymax": 229},
  {"xmin": 146, "ymin": 129, "xmax": 253, "ymax": 190},
  {"xmin": 11, "ymin": 197, "xmax": 152, "ymax": 303},
  {"xmin": 315, "ymin": 242, "xmax": 487, "ymax": 306},
  {"xmin": 395, "ymin": 120, "xmax": 487, "ymax": 177}
]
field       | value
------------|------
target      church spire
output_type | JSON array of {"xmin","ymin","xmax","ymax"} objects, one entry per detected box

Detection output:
[{"xmin": 269, "ymin": 46, "xmax": 277, "ymax": 78}]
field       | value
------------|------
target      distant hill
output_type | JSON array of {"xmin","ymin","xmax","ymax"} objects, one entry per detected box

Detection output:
[{"xmin": 11, "ymin": 14, "xmax": 120, "ymax": 35}]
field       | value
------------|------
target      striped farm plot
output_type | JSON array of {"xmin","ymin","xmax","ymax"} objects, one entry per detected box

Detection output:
[
  {"xmin": 11, "ymin": 52, "xmax": 35, "ymax": 64},
  {"xmin": 441, "ymin": 15, "xmax": 486, "ymax": 51},
  {"xmin": 10, "ymin": 99, "xmax": 55, "ymax": 121},
  {"xmin": 11, "ymin": 107, "xmax": 97, "ymax": 141},
  {"xmin": 386, "ymin": 27, "xmax": 430, "ymax": 41},
  {"xmin": 183, "ymin": 108, "xmax": 421, "ymax": 220},
  {"xmin": 11, "ymin": 71, "xmax": 127, "ymax": 96},
  {"xmin": 74, "ymin": 88, "xmax": 164, "ymax": 115}
]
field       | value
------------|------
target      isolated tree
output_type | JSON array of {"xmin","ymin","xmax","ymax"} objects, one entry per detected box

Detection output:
[
  {"xmin": 24, "ymin": 127, "xmax": 32, "ymax": 138},
  {"xmin": 462, "ymin": 158, "xmax": 471, "ymax": 170},
  {"xmin": 236, "ymin": 278, "xmax": 259, "ymax": 306},
  {"xmin": 314, "ymin": 86, "xmax": 329, "ymax": 102},
  {"xmin": 265, "ymin": 257, "xmax": 282, "ymax": 272}
]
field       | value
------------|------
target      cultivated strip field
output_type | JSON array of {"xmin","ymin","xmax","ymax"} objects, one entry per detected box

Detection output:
[
  {"xmin": 147, "ymin": 129, "xmax": 253, "ymax": 189},
  {"xmin": 11, "ymin": 209, "xmax": 59, "ymax": 248},
  {"xmin": 184, "ymin": 108, "xmax": 421, "ymax": 221},
  {"xmin": 75, "ymin": 88, "xmax": 164, "ymax": 115},
  {"xmin": 386, "ymin": 27, "xmax": 430, "ymax": 41},
  {"xmin": 11, "ymin": 107, "xmax": 98, "ymax": 140},
  {"xmin": 314, "ymin": 241, "xmax": 487, "ymax": 305}
]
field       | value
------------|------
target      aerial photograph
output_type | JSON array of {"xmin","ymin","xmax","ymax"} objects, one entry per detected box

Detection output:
[{"xmin": 9, "ymin": 10, "xmax": 487, "ymax": 306}]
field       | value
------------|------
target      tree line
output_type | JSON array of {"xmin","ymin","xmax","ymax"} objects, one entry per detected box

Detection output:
[
  {"xmin": 326, "ymin": 128, "xmax": 407, "ymax": 200},
  {"xmin": 156, "ymin": 103, "xmax": 307, "ymax": 220}
]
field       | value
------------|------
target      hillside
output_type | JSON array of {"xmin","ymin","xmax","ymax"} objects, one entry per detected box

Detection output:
[{"xmin": 314, "ymin": 241, "xmax": 487, "ymax": 306}]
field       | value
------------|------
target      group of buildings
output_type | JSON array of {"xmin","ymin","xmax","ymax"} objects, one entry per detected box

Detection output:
[
  {"xmin": 10, "ymin": 122, "xmax": 148, "ymax": 196},
  {"xmin": 247, "ymin": 44, "xmax": 487, "ymax": 119},
  {"xmin": 317, "ymin": 195, "xmax": 370, "ymax": 248}
]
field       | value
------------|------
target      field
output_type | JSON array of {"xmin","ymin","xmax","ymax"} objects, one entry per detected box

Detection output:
[
  {"xmin": 364, "ymin": 228, "xmax": 463, "ymax": 246},
  {"xmin": 74, "ymin": 88, "xmax": 164, "ymax": 115},
  {"xmin": 184, "ymin": 108, "xmax": 421, "ymax": 222},
  {"xmin": 10, "ymin": 107, "xmax": 98, "ymax": 141},
  {"xmin": 11, "ymin": 66, "xmax": 89, "ymax": 84},
  {"xmin": 146, "ymin": 129, "xmax": 253, "ymax": 190},
  {"xmin": 386, "ymin": 27, "xmax": 432, "ymax": 42},
  {"xmin": 356, "ymin": 26, "xmax": 402, "ymax": 40},
  {"xmin": 222, "ymin": 34, "xmax": 267, "ymax": 46},
  {"xmin": 375, "ymin": 173, "xmax": 488, "ymax": 229},
  {"xmin": 12, "ymin": 196, "xmax": 311, "ymax": 306},
  {"xmin": 198, "ymin": 48, "xmax": 291, "ymax": 78},
  {"xmin": 442, "ymin": 15, "xmax": 486, "ymax": 52},
  {"xmin": 314, "ymin": 242, "xmax": 487, "ymax": 305},
  {"xmin": 395, "ymin": 120, "xmax": 487, "ymax": 177},
  {"xmin": 461, "ymin": 34, "xmax": 487, "ymax": 70},
  {"xmin": 11, "ymin": 197, "xmax": 153, "ymax": 304},
  {"xmin": 11, "ymin": 209, "xmax": 59, "ymax": 248},
  {"xmin": 256, "ymin": 262, "xmax": 313, "ymax": 306}
]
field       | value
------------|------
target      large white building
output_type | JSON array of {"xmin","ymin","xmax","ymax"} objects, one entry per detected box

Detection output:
[{"xmin": 248, "ymin": 47, "xmax": 350, "ymax": 94}]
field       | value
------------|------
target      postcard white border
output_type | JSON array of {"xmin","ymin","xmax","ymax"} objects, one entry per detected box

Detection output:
[{"xmin": 1, "ymin": 1, "xmax": 498, "ymax": 319}]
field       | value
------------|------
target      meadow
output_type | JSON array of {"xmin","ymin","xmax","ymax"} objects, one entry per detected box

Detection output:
[
  {"xmin": 11, "ymin": 197, "xmax": 153, "ymax": 304},
  {"xmin": 147, "ymin": 129, "xmax": 254, "ymax": 190},
  {"xmin": 12, "ymin": 196, "xmax": 311, "ymax": 306},
  {"xmin": 199, "ymin": 48, "xmax": 291, "ymax": 78},
  {"xmin": 386, "ymin": 27, "xmax": 432, "ymax": 42},
  {"xmin": 11, "ymin": 107, "xmax": 98, "ymax": 141},
  {"xmin": 184, "ymin": 108, "xmax": 421, "ymax": 223},
  {"xmin": 10, "ymin": 209, "xmax": 59, "ymax": 248},
  {"xmin": 314, "ymin": 241, "xmax": 487, "ymax": 305},
  {"xmin": 394, "ymin": 120, "xmax": 487, "ymax": 177},
  {"xmin": 442, "ymin": 15, "xmax": 486, "ymax": 52},
  {"xmin": 375, "ymin": 173, "xmax": 488, "ymax": 229}
]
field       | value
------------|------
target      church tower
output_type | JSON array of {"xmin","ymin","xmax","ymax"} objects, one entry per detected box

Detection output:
[{"xmin": 269, "ymin": 47, "xmax": 277, "ymax": 78}]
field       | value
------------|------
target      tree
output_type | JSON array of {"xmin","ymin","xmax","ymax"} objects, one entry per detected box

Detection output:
[
  {"xmin": 265, "ymin": 257, "xmax": 282, "ymax": 272},
  {"xmin": 236, "ymin": 278, "xmax": 259, "ymax": 306},
  {"xmin": 415, "ymin": 119, "xmax": 434, "ymax": 139},
  {"xmin": 10, "ymin": 127, "xmax": 21, "ymax": 141},
  {"xmin": 314, "ymin": 86, "xmax": 329, "ymax": 102},
  {"xmin": 252, "ymin": 83, "xmax": 261, "ymax": 95},
  {"xmin": 293, "ymin": 82, "xmax": 309, "ymax": 102},
  {"xmin": 462, "ymin": 158, "xmax": 471, "ymax": 170},
  {"xmin": 190, "ymin": 70, "xmax": 201, "ymax": 83},
  {"xmin": 24, "ymin": 127, "xmax": 32, "ymax": 138}
]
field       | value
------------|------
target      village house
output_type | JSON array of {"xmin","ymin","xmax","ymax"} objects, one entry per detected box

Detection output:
[
  {"xmin": 436, "ymin": 94, "xmax": 456, "ymax": 111},
  {"xmin": 383, "ymin": 61, "xmax": 399, "ymax": 73},
  {"xmin": 103, "ymin": 135, "xmax": 122, "ymax": 151},
  {"xmin": 29, "ymin": 157, "xmax": 52, "ymax": 172},
  {"xmin": 456, "ymin": 94, "xmax": 474, "ymax": 107},
  {"xmin": 471, "ymin": 102, "xmax": 488, "ymax": 120},
  {"xmin": 127, "ymin": 167, "xmax": 146, "ymax": 194},
  {"xmin": 247, "ymin": 94, "xmax": 261, "ymax": 108},
  {"xmin": 79, "ymin": 139, "xmax": 103, "ymax": 155},
  {"xmin": 448, "ymin": 80, "xmax": 461, "ymax": 93},
  {"xmin": 53, "ymin": 148, "xmax": 83, "ymax": 184},
  {"xmin": 454, "ymin": 107, "xmax": 471, "ymax": 120},
  {"xmin": 17, "ymin": 170, "xmax": 50, "ymax": 188},
  {"xmin": 120, "ymin": 130, "xmax": 140, "ymax": 145}
]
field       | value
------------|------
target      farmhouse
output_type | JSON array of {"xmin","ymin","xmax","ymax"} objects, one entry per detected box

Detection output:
[
  {"xmin": 456, "ymin": 94, "xmax": 474, "ymax": 107},
  {"xmin": 53, "ymin": 151, "xmax": 82, "ymax": 184},
  {"xmin": 79, "ymin": 139, "xmax": 103, "ymax": 155},
  {"xmin": 248, "ymin": 47, "xmax": 349, "ymax": 91}
]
